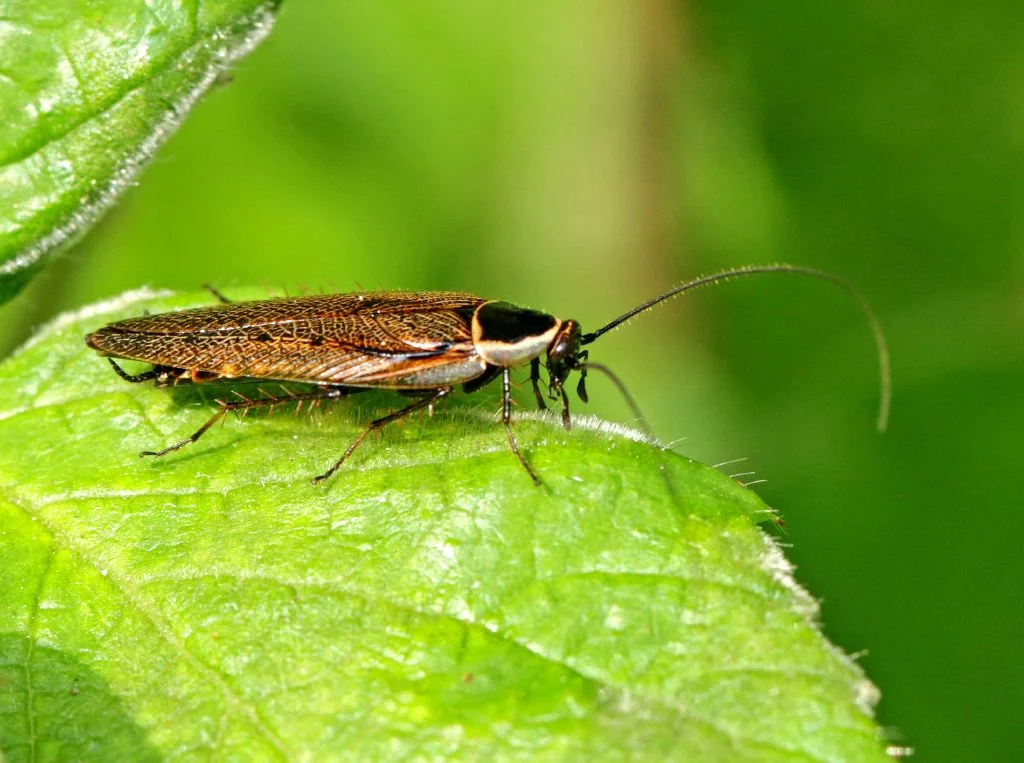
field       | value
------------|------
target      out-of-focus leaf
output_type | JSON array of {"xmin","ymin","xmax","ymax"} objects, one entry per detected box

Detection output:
[{"xmin": 0, "ymin": 0, "xmax": 280, "ymax": 304}]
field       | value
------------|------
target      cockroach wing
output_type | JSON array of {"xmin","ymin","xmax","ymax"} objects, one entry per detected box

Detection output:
[{"xmin": 87, "ymin": 291, "xmax": 491, "ymax": 389}]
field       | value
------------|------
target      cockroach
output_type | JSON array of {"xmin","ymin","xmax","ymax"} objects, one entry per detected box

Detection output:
[{"xmin": 85, "ymin": 264, "xmax": 890, "ymax": 485}]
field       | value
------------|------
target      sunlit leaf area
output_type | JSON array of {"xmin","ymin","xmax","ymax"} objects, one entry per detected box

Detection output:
[{"xmin": 1, "ymin": 2, "xmax": 1020, "ymax": 760}]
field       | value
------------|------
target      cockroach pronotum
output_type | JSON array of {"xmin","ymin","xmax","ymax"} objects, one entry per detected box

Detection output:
[{"xmin": 85, "ymin": 264, "xmax": 890, "ymax": 485}]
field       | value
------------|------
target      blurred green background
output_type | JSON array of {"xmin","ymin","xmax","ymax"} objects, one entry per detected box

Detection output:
[{"xmin": 2, "ymin": 2, "xmax": 1021, "ymax": 759}]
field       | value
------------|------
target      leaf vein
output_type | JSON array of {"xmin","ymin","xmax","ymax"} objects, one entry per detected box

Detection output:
[
  {"xmin": 1, "ymin": 487, "xmax": 291, "ymax": 760},
  {"xmin": 24, "ymin": 538, "xmax": 57, "ymax": 763},
  {"xmin": 127, "ymin": 570, "xmax": 843, "ymax": 759}
]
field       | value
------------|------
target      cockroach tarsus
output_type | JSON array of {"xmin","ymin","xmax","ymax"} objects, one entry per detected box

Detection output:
[{"xmin": 85, "ymin": 264, "xmax": 891, "ymax": 485}]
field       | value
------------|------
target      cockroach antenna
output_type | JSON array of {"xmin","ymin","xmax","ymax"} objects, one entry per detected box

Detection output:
[{"xmin": 581, "ymin": 263, "xmax": 891, "ymax": 432}]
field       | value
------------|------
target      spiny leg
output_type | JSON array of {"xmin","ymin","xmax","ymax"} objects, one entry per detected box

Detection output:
[
  {"xmin": 503, "ymin": 368, "xmax": 541, "ymax": 485},
  {"xmin": 312, "ymin": 387, "xmax": 453, "ymax": 484},
  {"xmin": 141, "ymin": 388, "xmax": 346, "ymax": 458},
  {"xmin": 529, "ymin": 358, "xmax": 547, "ymax": 411},
  {"xmin": 107, "ymin": 358, "xmax": 161, "ymax": 384},
  {"xmin": 202, "ymin": 283, "xmax": 232, "ymax": 304}
]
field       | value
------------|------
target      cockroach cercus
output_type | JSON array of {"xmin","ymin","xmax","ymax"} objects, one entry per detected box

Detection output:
[{"xmin": 85, "ymin": 264, "xmax": 890, "ymax": 485}]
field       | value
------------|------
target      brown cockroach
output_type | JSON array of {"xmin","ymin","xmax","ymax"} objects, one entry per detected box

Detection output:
[{"xmin": 85, "ymin": 264, "xmax": 890, "ymax": 484}]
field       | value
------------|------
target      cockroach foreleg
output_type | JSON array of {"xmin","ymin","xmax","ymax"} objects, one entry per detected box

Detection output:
[
  {"xmin": 529, "ymin": 358, "xmax": 547, "ymax": 412},
  {"xmin": 141, "ymin": 388, "xmax": 346, "ymax": 459},
  {"xmin": 557, "ymin": 385, "xmax": 572, "ymax": 431},
  {"xmin": 312, "ymin": 387, "xmax": 453, "ymax": 484},
  {"xmin": 202, "ymin": 283, "xmax": 232, "ymax": 304},
  {"xmin": 503, "ymin": 367, "xmax": 541, "ymax": 485},
  {"xmin": 107, "ymin": 358, "xmax": 162, "ymax": 384}
]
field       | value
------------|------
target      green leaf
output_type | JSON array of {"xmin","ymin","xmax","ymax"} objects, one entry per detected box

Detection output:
[
  {"xmin": 0, "ymin": 1, "xmax": 280, "ymax": 304},
  {"xmin": 0, "ymin": 290, "xmax": 887, "ymax": 761}
]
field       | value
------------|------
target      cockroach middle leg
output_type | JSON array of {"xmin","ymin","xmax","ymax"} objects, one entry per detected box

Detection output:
[
  {"xmin": 529, "ymin": 358, "xmax": 547, "ymax": 412},
  {"xmin": 503, "ymin": 368, "xmax": 541, "ymax": 485},
  {"xmin": 141, "ymin": 388, "xmax": 346, "ymax": 458},
  {"xmin": 313, "ymin": 387, "xmax": 453, "ymax": 484}
]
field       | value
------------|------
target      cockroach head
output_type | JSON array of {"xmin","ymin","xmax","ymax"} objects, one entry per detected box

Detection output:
[
  {"xmin": 545, "ymin": 320, "xmax": 587, "ymax": 398},
  {"xmin": 545, "ymin": 319, "xmax": 648, "ymax": 432}
]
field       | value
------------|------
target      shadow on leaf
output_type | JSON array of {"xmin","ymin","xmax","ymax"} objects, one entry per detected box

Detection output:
[{"xmin": 0, "ymin": 633, "xmax": 160, "ymax": 762}]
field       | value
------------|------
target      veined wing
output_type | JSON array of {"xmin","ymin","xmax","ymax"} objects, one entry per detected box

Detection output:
[{"xmin": 86, "ymin": 291, "xmax": 489, "ymax": 386}]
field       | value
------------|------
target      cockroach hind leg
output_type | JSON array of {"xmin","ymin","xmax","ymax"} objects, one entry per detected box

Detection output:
[
  {"xmin": 107, "ymin": 358, "xmax": 160, "ymax": 384},
  {"xmin": 140, "ymin": 405, "xmax": 231, "ymax": 458},
  {"xmin": 141, "ymin": 389, "xmax": 339, "ymax": 463}
]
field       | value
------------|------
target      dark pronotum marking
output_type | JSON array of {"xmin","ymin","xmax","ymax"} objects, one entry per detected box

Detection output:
[{"xmin": 475, "ymin": 302, "xmax": 557, "ymax": 344}]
